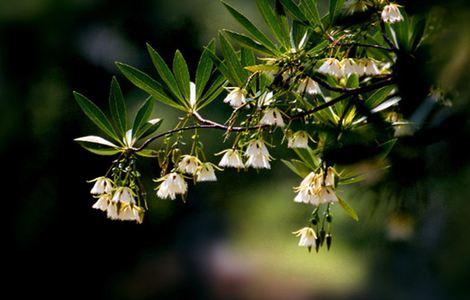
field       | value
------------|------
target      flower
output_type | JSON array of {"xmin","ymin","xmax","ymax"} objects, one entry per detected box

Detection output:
[
  {"xmin": 89, "ymin": 176, "xmax": 114, "ymax": 195},
  {"xmin": 258, "ymin": 91, "xmax": 274, "ymax": 106},
  {"xmin": 245, "ymin": 140, "xmax": 271, "ymax": 169},
  {"xmin": 223, "ymin": 87, "xmax": 246, "ymax": 108},
  {"xmin": 293, "ymin": 227, "xmax": 317, "ymax": 247},
  {"xmin": 287, "ymin": 131, "xmax": 310, "ymax": 149},
  {"xmin": 363, "ymin": 59, "xmax": 380, "ymax": 75},
  {"xmin": 342, "ymin": 58, "xmax": 365, "ymax": 76},
  {"xmin": 293, "ymin": 170, "xmax": 338, "ymax": 206},
  {"xmin": 196, "ymin": 163, "xmax": 217, "ymax": 182},
  {"xmin": 381, "ymin": 3, "xmax": 403, "ymax": 24},
  {"xmin": 112, "ymin": 187, "xmax": 136, "ymax": 204},
  {"xmin": 318, "ymin": 58, "xmax": 344, "ymax": 78},
  {"xmin": 92, "ymin": 194, "xmax": 111, "ymax": 211},
  {"xmin": 106, "ymin": 202, "xmax": 119, "ymax": 220},
  {"xmin": 177, "ymin": 155, "xmax": 200, "ymax": 175},
  {"xmin": 218, "ymin": 149, "xmax": 244, "ymax": 169},
  {"xmin": 260, "ymin": 108, "xmax": 285, "ymax": 127},
  {"xmin": 297, "ymin": 77, "xmax": 321, "ymax": 95},
  {"xmin": 156, "ymin": 172, "xmax": 188, "ymax": 200},
  {"xmin": 119, "ymin": 203, "xmax": 145, "ymax": 223}
]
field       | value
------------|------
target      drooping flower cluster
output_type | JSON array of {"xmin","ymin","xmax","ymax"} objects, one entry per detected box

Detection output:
[
  {"xmin": 89, "ymin": 177, "xmax": 144, "ymax": 223},
  {"xmin": 294, "ymin": 167, "xmax": 338, "ymax": 206},
  {"xmin": 318, "ymin": 58, "xmax": 381, "ymax": 78},
  {"xmin": 155, "ymin": 172, "xmax": 188, "ymax": 200},
  {"xmin": 381, "ymin": 3, "xmax": 403, "ymax": 24},
  {"xmin": 293, "ymin": 227, "xmax": 317, "ymax": 249}
]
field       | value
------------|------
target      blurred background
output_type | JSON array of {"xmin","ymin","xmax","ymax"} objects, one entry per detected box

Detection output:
[{"xmin": 3, "ymin": 0, "xmax": 470, "ymax": 299}]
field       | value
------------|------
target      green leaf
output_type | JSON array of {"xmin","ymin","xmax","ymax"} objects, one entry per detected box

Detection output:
[
  {"xmin": 136, "ymin": 149, "xmax": 160, "ymax": 158},
  {"xmin": 116, "ymin": 62, "xmax": 186, "ymax": 111},
  {"xmin": 109, "ymin": 77, "xmax": 127, "ymax": 136},
  {"xmin": 74, "ymin": 136, "xmax": 121, "ymax": 156},
  {"xmin": 365, "ymin": 86, "xmax": 395, "ymax": 108},
  {"xmin": 221, "ymin": 1, "xmax": 279, "ymax": 54},
  {"xmin": 244, "ymin": 64, "xmax": 279, "ymax": 73},
  {"xmin": 293, "ymin": 147, "xmax": 320, "ymax": 170},
  {"xmin": 329, "ymin": 0, "xmax": 344, "ymax": 24},
  {"xmin": 338, "ymin": 196, "xmax": 359, "ymax": 221},
  {"xmin": 256, "ymin": 0, "xmax": 291, "ymax": 49},
  {"xmin": 74, "ymin": 91, "xmax": 119, "ymax": 142},
  {"xmin": 279, "ymin": 0, "xmax": 307, "ymax": 22},
  {"xmin": 196, "ymin": 41, "xmax": 215, "ymax": 99},
  {"xmin": 346, "ymin": 73, "xmax": 359, "ymax": 88},
  {"xmin": 281, "ymin": 159, "xmax": 312, "ymax": 178},
  {"xmin": 173, "ymin": 50, "xmax": 191, "ymax": 101},
  {"xmin": 219, "ymin": 32, "xmax": 247, "ymax": 87},
  {"xmin": 241, "ymin": 47, "xmax": 256, "ymax": 67},
  {"xmin": 132, "ymin": 97, "xmax": 154, "ymax": 137},
  {"xmin": 223, "ymin": 30, "xmax": 275, "ymax": 56},
  {"xmin": 197, "ymin": 77, "xmax": 226, "ymax": 110},
  {"xmin": 135, "ymin": 118, "xmax": 163, "ymax": 140},
  {"xmin": 411, "ymin": 17, "xmax": 426, "ymax": 51},
  {"xmin": 204, "ymin": 48, "xmax": 238, "ymax": 86},
  {"xmin": 146, "ymin": 43, "xmax": 184, "ymax": 102},
  {"xmin": 299, "ymin": 0, "xmax": 322, "ymax": 28}
]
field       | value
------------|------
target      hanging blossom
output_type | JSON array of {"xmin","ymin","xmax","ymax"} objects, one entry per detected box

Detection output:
[
  {"xmin": 223, "ymin": 87, "xmax": 246, "ymax": 108},
  {"xmin": 293, "ymin": 227, "xmax": 317, "ymax": 248},
  {"xmin": 177, "ymin": 155, "xmax": 200, "ymax": 175},
  {"xmin": 294, "ymin": 167, "xmax": 338, "ymax": 206},
  {"xmin": 318, "ymin": 58, "xmax": 344, "ymax": 78},
  {"xmin": 101, "ymin": 186, "xmax": 144, "ymax": 223},
  {"xmin": 342, "ymin": 58, "xmax": 366, "ymax": 77},
  {"xmin": 297, "ymin": 77, "xmax": 322, "ymax": 95},
  {"xmin": 217, "ymin": 149, "xmax": 244, "ymax": 169},
  {"xmin": 287, "ymin": 131, "xmax": 310, "ymax": 149},
  {"xmin": 381, "ymin": 3, "xmax": 403, "ymax": 24},
  {"xmin": 196, "ymin": 163, "xmax": 218, "ymax": 182},
  {"xmin": 92, "ymin": 193, "xmax": 111, "ymax": 211},
  {"xmin": 363, "ymin": 59, "xmax": 381, "ymax": 75},
  {"xmin": 245, "ymin": 139, "xmax": 271, "ymax": 169},
  {"xmin": 155, "ymin": 172, "xmax": 188, "ymax": 200},
  {"xmin": 89, "ymin": 176, "xmax": 114, "ymax": 195},
  {"xmin": 260, "ymin": 108, "xmax": 285, "ymax": 127}
]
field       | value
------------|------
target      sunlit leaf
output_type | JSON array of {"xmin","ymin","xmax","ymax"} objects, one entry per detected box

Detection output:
[
  {"xmin": 338, "ymin": 196, "xmax": 359, "ymax": 221},
  {"xmin": 109, "ymin": 77, "xmax": 127, "ymax": 136}
]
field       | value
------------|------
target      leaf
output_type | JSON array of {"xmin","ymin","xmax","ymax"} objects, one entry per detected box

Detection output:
[
  {"xmin": 256, "ymin": 0, "xmax": 291, "ymax": 49},
  {"xmin": 196, "ymin": 41, "xmax": 215, "ymax": 99},
  {"xmin": 74, "ymin": 91, "xmax": 119, "ymax": 142},
  {"xmin": 219, "ymin": 32, "xmax": 247, "ymax": 86},
  {"xmin": 365, "ymin": 86, "xmax": 395, "ymax": 108},
  {"xmin": 173, "ymin": 50, "xmax": 191, "ymax": 101},
  {"xmin": 299, "ymin": 0, "xmax": 322, "ymax": 28},
  {"xmin": 281, "ymin": 159, "xmax": 312, "ymax": 178},
  {"xmin": 146, "ymin": 43, "xmax": 184, "ymax": 101},
  {"xmin": 241, "ymin": 47, "xmax": 256, "ymax": 67},
  {"xmin": 221, "ymin": 1, "xmax": 279, "ymax": 54},
  {"xmin": 329, "ymin": 0, "xmax": 344, "ymax": 24},
  {"xmin": 132, "ymin": 97, "xmax": 154, "ymax": 137},
  {"xmin": 371, "ymin": 96, "xmax": 401, "ymax": 113},
  {"xmin": 135, "ymin": 118, "xmax": 163, "ymax": 140},
  {"xmin": 338, "ymin": 196, "xmax": 359, "ymax": 221},
  {"xmin": 293, "ymin": 147, "xmax": 319, "ymax": 170},
  {"xmin": 197, "ymin": 75, "xmax": 226, "ymax": 109},
  {"xmin": 244, "ymin": 64, "xmax": 279, "ymax": 73},
  {"xmin": 109, "ymin": 77, "xmax": 127, "ymax": 136},
  {"xmin": 136, "ymin": 149, "xmax": 160, "ymax": 158},
  {"xmin": 116, "ymin": 62, "xmax": 186, "ymax": 111},
  {"xmin": 346, "ymin": 73, "xmax": 359, "ymax": 88},
  {"xmin": 279, "ymin": 0, "xmax": 307, "ymax": 22},
  {"xmin": 411, "ymin": 17, "xmax": 426, "ymax": 51},
  {"xmin": 204, "ymin": 47, "xmax": 238, "ymax": 86},
  {"xmin": 74, "ymin": 135, "xmax": 119, "ymax": 148},
  {"xmin": 223, "ymin": 30, "xmax": 275, "ymax": 56}
]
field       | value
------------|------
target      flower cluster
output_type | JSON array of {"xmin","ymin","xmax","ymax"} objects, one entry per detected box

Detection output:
[
  {"xmin": 89, "ymin": 177, "xmax": 144, "ymax": 223},
  {"xmin": 318, "ymin": 58, "xmax": 382, "ymax": 78},
  {"xmin": 294, "ymin": 167, "xmax": 338, "ymax": 206}
]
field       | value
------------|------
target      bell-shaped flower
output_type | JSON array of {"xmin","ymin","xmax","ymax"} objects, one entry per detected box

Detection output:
[
  {"xmin": 196, "ymin": 163, "xmax": 217, "ymax": 182},
  {"xmin": 381, "ymin": 3, "xmax": 403, "ymax": 24},
  {"xmin": 156, "ymin": 172, "xmax": 188, "ymax": 200},
  {"xmin": 297, "ymin": 77, "xmax": 322, "ymax": 95},
  {"xmin": 260, "ymin": 108, "xmax": 285, "ymax": 127},
  {"xmin": 342, "ymin": 58, "xmax": 365, "ymax": 77},
  {"xmin": 293, "ymin": 227, "xmax": 317, "ymax": 247},
  {"xmin": 89, "ymin": 176, "xmax": 114, "ymax": 195},
  {"xmin": 92, "ymin": 194, "xmax": 111, "ymax": 211},
  {"xmin": 217, "ymin": 149, "xmax": 244, "ymax": 169},
  {"xmin": 244, "ymin": 139, "xmax": 271, "ymax": 169},
  {"xmin": 223, "ymin": 87, "xmax": 246, "ymax": 108},
  {"xmin": 318, "ymin": 58, "xmax": 344, "ymax": 78},
  {"xmin": 106, "ymin": 202, "xmax": 119, "ymax": 220},
  {"xmin": 363, "ymin": 59, "xmax": 380, "ymax": 75},
  {"xmin": 177, "ymin": 155, "xmax": 200, "ymax": 175},
  {"xmin": 112, "ymin": 187, "xmax": 136, "ymax": 204},
  {"xmin": 287, "ymin": 131, "xmax": 310, "ymax": 149}
]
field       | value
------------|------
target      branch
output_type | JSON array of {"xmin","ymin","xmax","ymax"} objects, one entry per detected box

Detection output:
[
  {"xmin": 339, "ymin": 42, "xmax": 397, "ymax": 53},
  {"xmin": 290, "ymin": 77, "xmax": 395, "ymax": 120},
  {"xmin": 380, "ymin": 21, "xmax": 398, "ymax": 51}
]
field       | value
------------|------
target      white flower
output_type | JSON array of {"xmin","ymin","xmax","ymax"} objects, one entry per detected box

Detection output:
[
  {"xmin": 92, "ymin": 194, "xmax": 110, "ymax": 211},
  {"xmin": 260, "ymin": 108, "xmax": 285, "ymax": 127},
  {"xmin": 245, "ymin": 140, "xmax": 271, "ymax": 169},
  {"xmin": 381, "ymin": 3, "xmax": 403, "ymax": 24},
  {"xmin": 297, "ymin": 77, "xmax": 322, "ymax": 95},
  {"xmin": 118, "ymin": 203, "xmax": 145, "ymax": 223},
  {"xmin": 156, "ymin": 172, "xmax": 188, "ymax": 200},
  {"xmin": 288, "ymin": 131, "xmax": 310, "ymax": 149},
  {"xmin": 318, "ymin": 58, "xmax": 344, "ymax": 78},
  {"xmin": 341, "ymin": 58, "xmax": 365, "ymax": 76},
  {"xmin": 196, "ymin": 163, "xmax": 217, "ymax": 182},
  {"xmin": 106, "ymin": 202, "xmax": 119, "ymax": 220},
  {"xmin": 363, "ymin": 59, "xmax": 380, "ymax": 75},
  {"xmin": 112, "ymin": 187, "xmax": 136, "ymax": 204},
  {"xmin": 325, "ymin": 167, "xmax": 335, "ymax": 187},
  {"xmin": 245, "ymin": 140, "xmax": 269, "ymax": 157},
  {"xmin": 218, "ymin": 149, "xmax": 244, "ymax": 168},
  {"xmin": 89, "ymin": 176, "xmax": 114, "ymax": 195},
  {"xmin": 258, "ymin": 91, "xmax": 274, "ymax": 106},
  {"xmin": 177, "ymin": 155, "xmax": 200, "ymax": 175},
  {"xmin": 293, "ymin": 170, "xmax": 338, "ymax": 206},
  {"xmin": 223, "ymin": 87, "xmax": 246, "ymax": 108},
  {"xmin": 317, "ymin": 187, "xmax": 338, "ymax": 204},
  {"xmin": 293, "ymin": 227, "xmax": 317, "ymax": 247}
]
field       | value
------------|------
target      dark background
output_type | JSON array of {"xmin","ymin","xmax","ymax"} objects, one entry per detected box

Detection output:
[{"xmin": 3, "ymin": 0, "xmax": 470, "ymax": 299}]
